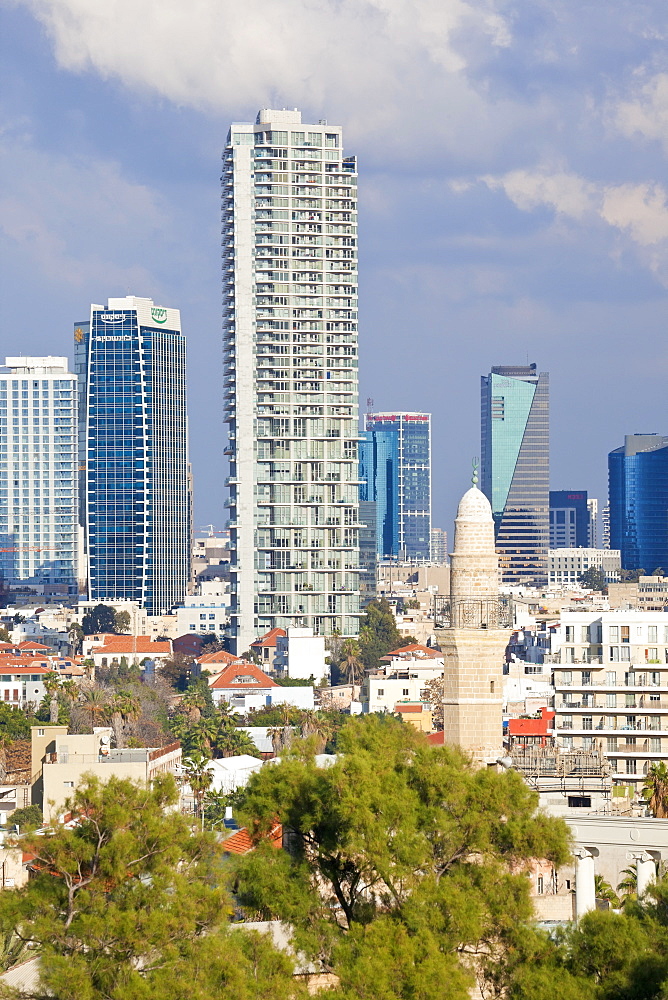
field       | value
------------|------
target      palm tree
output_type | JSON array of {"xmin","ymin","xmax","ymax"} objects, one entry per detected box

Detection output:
[
  {"xmin": 109, "ymin": 691, "xmax": 141, "ymax": 749},
  {"xmin": 617, "ymin": 865, "xmax": 637, "ymax": 902},
  {"xmin": 43, "ymin": 670, "xmax": 62, "ymax": 724},
  {"xmin": 182, "ymin": 754, "xmax": 213, "ymax": 830},
  {"xmin": 594, "ymin": 874, "xmax": 620, "ymax": 908},
  {"xmin": 643, "ymin": 762, "xmax": 668, "ymax": 817},
  {"xmin": 340, "ymin": 639, "xmax": 363, "ymax": 687},
  {"xmin": 80, "ymin": 688, "xmax": 108, "ymax": 731},
  {"xmin": 300, "ymin": 710, "xmax": 330, "ymax": 753}
]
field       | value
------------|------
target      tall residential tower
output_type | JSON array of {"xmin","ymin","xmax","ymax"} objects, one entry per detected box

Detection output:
[
  {"xmin": 222, "ymin": 109, "xmax": 360, "ymax": 651},
  {"xmin": 75, "ymin": 297, "xmax": 189, "ymax": 615},
  {"xmin": 0, "ymin": 357, "xmax": 78, "ymax": 596},
  {"xmin": 359, "ymin": 412, "xmax": 431, "ymax": 562},
  {"xmin": 481, "ymin": 364, "xmax": 549, "ymax": 586}
]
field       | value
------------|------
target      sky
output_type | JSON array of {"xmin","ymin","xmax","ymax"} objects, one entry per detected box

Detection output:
[{"xmin": 1, "ymin": 0, "xmax": 667, "ymax": 542}]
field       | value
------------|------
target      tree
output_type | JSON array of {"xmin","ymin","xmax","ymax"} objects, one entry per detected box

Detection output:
[
  {"xmin": 643, "ymin": 761, "xmax": 668, "ymax": 817},
  {"xmin": 617, "ymin": 865, "xmax": 637, "ymax": 900},
  {"xmin": 109, "ymin": 690, "xmax": 141, "ymax": 748},
  {"xmin": 67, "ymin": 622, "xmax": 84, "ymax": 655},
  {"xmin": 182, "ymin": 753, "xmax": 214, "ymax": 829},
  {"xmin": 422, "ymin": 675, "xmax": 444, "ymax": 730},
  {"xmin": 0, "ymin": 627, "xmax": 11, "ymax": 644},
  {"xmin": 81, "ymin": 604, "xmax": 117, "ymax": 635},
  {"xmin": 79, "ymin": 687, "xmax": 108, "ymax": 730},
  {"xmin": 8, "ymin": 804, "xmax": 42, "ymax": 832},
  {"xmin": 579, "ymin": 566, "xmax": 608, "ymax": 592},
  {"xmin": 339, "ymin": 638, "xmax": 363, "ymax": 687},
  {"xmin": 594, "ymin": 873, "xmax": 620, "ymax": 908},
  {"xmin": 357, "ymin": 598, "xmax": 416, "ymax": 672},
  {"xmin": 233, "ymin": 715, "xmax": 570, "ymax": 989},
  {"xmin": 160, "ymin": 652, "xmax": 195, "ymax": 690},
  {"xmin": 43, "ymin": 670, "xmax": 62, "ymax": 724},
  {"xmin": 114, "ymin": 609, "xmax": 132, "ymax": 633},
  {"xmin": 0, "ymin": 774, "xmax": 301, "ymax": 999}
]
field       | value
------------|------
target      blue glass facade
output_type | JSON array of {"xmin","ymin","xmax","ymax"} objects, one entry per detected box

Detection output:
[
  {"xmin": 76, "ymin": 299, "xmax": 189, "ymax": 615},
  {"xmin": 609, "ymin": 435, "xmax": 668, "ymax": 572},
  {"xmin": 481, "ymin": 365, "xmax": 549, "ymax": 585},
  {"xmin": 359, "ymin": 413, "xmax": 431, "ymax": 562}
]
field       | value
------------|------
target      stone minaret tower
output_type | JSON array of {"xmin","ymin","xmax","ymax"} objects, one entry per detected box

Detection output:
[{"xmin": 437, "ymin": 485, "xmax": 510, "ymax": 765}]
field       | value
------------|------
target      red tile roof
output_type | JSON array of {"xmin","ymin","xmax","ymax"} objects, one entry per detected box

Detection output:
[
  {"xmin": 196, "ymin": 649, "xmax": 242, "ymax": 665},
  {"xmin": 210, "ymin": 663, "xmax": 278, "ymax": 689},
  {"xmin": 426, "ymin": 731, "xmax": 446, "ymax": 746},
  {"xmin": 16, "ymin": 641, "xmax": 50, "ymax": 651},
  {"xmin": 395, "ymin": 703, "xmax": 424, "ymax": 713},
  {"xmin": 222, "ymin": 823, "xmax": 282, "ymax": 855},
  {"xmin": 91, "ymin": 636, "xmax": 171, "ymax": 655},
  {"xmin": 250, "ymin": 627, "xmax": 286, "ymax": 649},
  {"xmin": 383, "ymin": 643, "xmax": 443, "ymax": 660}
]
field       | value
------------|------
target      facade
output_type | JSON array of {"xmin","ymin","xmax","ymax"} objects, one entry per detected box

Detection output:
[
  {"xmin": 587, "ymin": 498, "xmax": 599, "ymax": 548},
  {"xmin": 609, "ymin": 434, "xmax": 668, "ymax": 572},
  {"xmin": 608, "ymin": 575, "xmax": 668, "ymax": 611},
  {"xmin": 548, "ymin": 548, "xmax": 621, "ymax": 587},
  {"xmin": 222, "ymin": 109, "xmax": 361, "ymax": 651},
  {"xmin": 75, "ymin": 296, "xmax": 189, "ymax": 616},
  {"xmin": 175, "ymin": 596, "xmax": 229, "ymax": 635},
  {"xmin": 274, "ymin": 625, "xmax": 328, "ymax": 681},
  {"xmin": 363, "ymin": 644, "xmax": 444, "ymax": 715},
  {"xmin": 0, "ymin": 357, "xmax": 78, "ymax": 596},
  {"xmin": 208, "ymin": 661, "xmax": 314, "ymax": 711},
  {"xmin": 357, "ymin": 500, "xmax": 378, "ymax": 605},
  {"xmin": 359, "ymin": 412, "xmax": 431, "ymax": 562},
  {"xmin": 435, "ymin": 486, "xmax": 511, "ymax": 764},
  {"xmin": 430, "ymin": 527, "xmax": 448, "ymax": 564},
  {"xmin": 549, "ymin": 490, "xmax": 589, "ymax": 549},
  {"xmin": 551, "ymin": 610, "xmax": 668, "ymax": 787},
  {"xmin": 481, "ymin": 364, "xmax": 549, "ymax": 586}
]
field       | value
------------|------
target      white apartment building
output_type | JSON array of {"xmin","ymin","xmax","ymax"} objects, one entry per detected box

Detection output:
[
  {"xmin": 175, "ymin": 596, "xmax": 229, "ymax": 635},
  {"xmin": 362, "ymin": 645, "xmax": 444, "ymax": 715},
  {"xmin": 222, "ymin": 108, "xmax": 361, "ymax": 652},
  {"xmin": 548, "ymin": 548, "xmax": 621, "ymax": 587},
  {"xmin": 0, "ymin": 358, "xmax": 78, "ymax": 596},
  {"xmin": 551, "ymin": 611, "xmax": 668, "ymax": 786},
  {"xmin": 274, "ymin": 625, "xmax": 328, "ymax": 681}
]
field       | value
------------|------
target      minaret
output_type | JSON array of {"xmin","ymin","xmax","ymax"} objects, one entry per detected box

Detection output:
[{"xmin": 436, "ymin": 483, "xmax": 510, "ymax": 764}]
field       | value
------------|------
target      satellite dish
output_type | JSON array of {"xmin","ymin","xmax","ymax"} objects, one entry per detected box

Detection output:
[{"xmin": 100, "ymin": 733, "xmax": 111, "ymax": 745}]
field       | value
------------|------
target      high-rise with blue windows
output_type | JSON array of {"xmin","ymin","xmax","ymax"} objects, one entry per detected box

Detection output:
[
  {"xmin": 75, "ymin": 297, "xmax": 189, "ymax": 615},
  {"xmin": 359, "ymin": 413, "xmax": 431, "ymax": 562},
  {"xmin": 0, "ymin": 357, "xmax": 78, "ymax": 597},
  {"xmin": 609, "ymin": 434, "xmax": 668, "ymax": 573},
  {"xmin": 481, "ymin": 364, "xmax": 549, "ymax": 586}
]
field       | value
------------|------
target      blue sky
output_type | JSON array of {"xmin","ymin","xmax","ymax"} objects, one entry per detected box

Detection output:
[{"xmin": 1, "ymin": 0, "xmax": 667, "ymax": 539}]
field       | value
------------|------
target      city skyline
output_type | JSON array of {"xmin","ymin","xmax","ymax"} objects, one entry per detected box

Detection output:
[{"xmin": 1, "ymin": 3, "xmax": 667, "ymax": 544}]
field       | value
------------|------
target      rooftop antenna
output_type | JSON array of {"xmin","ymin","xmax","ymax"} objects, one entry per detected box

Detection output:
[
  {"xmin": 366, "ymin": 397, "xmax": 374, "ymax": 413},
  {"xmin": 471, "ymin": 457, "xmax": 479, "ymax": 487}
]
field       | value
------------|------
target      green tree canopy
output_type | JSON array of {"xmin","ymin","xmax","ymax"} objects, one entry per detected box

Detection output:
[
  {"xmin": 233, "ymin": 715, "xmax": 570, "ymax": 995},
  {"xmin": 580, "ymin": 567, "xmax": 608, "ymax": 592},
  {"xmin": 113, "ymin": 610, "xmax": 132, "ymax": 633},
  {"xmin": 0, "ymin": 774, "xmax": 302, "ymax": 1000},
  {"xmin": 357, "ymin": 598, "xmax": 416, "ymax": 671},
  {"xmin": 81, "ymin": 604, "xmax": 117, "ymax": 635}
]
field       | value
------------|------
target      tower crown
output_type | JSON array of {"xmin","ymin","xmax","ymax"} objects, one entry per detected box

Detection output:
[{"xmin": 455, "ymin": 486, "xmax": 493, "ymax": 525}]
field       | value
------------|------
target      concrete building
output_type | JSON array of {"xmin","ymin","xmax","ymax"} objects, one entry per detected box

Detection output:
[
  {"xmin": 222, "ymin": 109, "xmax": 361, "ymax": 651},
  {"xmin": 0, "ymin": 357, "xmax": 78, "ymax": 597},
  {"xmin": 481, "ymin": 364, "xmax": 549, "ymax": 586},
  {"xmin": 88, "ymin": 636, "xmax": 172, "ymax": 670},
  {"xmin": 548, "ymin": 548, "xmax": 621, "ymax": 587},
  {"xmin": 360, "ymin": 412, "xmax": 431, "ymax": 562},
  {"xmin": 208, "ymin": 661, "xmax": 314, "ymax": 712},
  {"xmin": 75, "ymin": 296, "xmax": 189, "ymax": 616},
  {"xmin": 435, "ymin": 485, "xmax": 512, "ymax": 764},
  {"xmin": 587, "ymin": 498, "xmax": 599, "ymax": 548},
  {"xmin": 549, "ymin": 490, "xmax": 590, "ymax": 549},
  {"xmin": 174, "ymin": 596, "xmax": 229, "ymax": 636},
  {"xmin": 430, "ymin": 527, "xmax": 448, "ymax": 564},
  {"xmin": 362, "ymin": 644, "xmax": 444, "ymax": 716},
  {"xmin": 550, "ymin": 610, "xmax": 668, "ymax": 787},
  {"xmin": 35, "ymin": 727, "xmax": 182, "ymax": 820},
  {"xmin": 609, "ymin": 434, "xmax": 668, "ymax": 573},
  {"xmin": 358, "ymin": 500, "xmax": 378, "ymax": 605},
  {"xmin": 274, "ymin": 626, "xmax": 328, "ymax": 681},
  {"xmin": 608, "ymin": 575, "xmax": 668, "ymax": 611}
]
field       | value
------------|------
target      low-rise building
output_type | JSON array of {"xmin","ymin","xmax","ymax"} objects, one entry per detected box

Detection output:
[
  {"xmin": 38, "ymin": 729, "xmax": 182, "ymax": 820},
  {"xmin": 88, "ymin": 636, "xmax": 172, "ymax": 670},
  {"xmin": 274, "ymin": 627, "xmax": 328, "ymax": 682},
  {"xmin": 174, "ymin": 596, "xmax": 229, "ymax": 636},
  {"xmin": 362, "ymin": 644, "xmax": 443, "ymax": 716},
  {"xmin": 608, "ymin": 575, "xmax": 668, "ymax": 611},
  {"xmin": 208, "ymin": 662, "xmax": 314, "ymax": 712},
  {"xmin": 249, "ymin": 628, "xmax": 286, "ymax": 672},
  {"xmin": 548, "ymin": 548, "xmax": 621, "ymax": 588}
]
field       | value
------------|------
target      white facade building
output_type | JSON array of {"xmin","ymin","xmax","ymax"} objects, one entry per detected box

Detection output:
[
  {"xmin": 175, "ymin": 596, "xmax": 229, "ymax": 635},
  {"xmin": 552, "ymin": 610, "xmax": 668, "ymax": 786},
  {"xmin": 222, "ymin": 108, "xmax": 361, "ymax": 652},
  {"xmin": 274, "ymin": 626, "xmax": 328, "ymax": 681},
  {"xmin": 548, "ymin": 547, "xmax": 621, "ymax": 587},
  {"xmin": 0, "ymin": 358, "xmax": 78, "ymax": 596},
  {"xmin": 362, "ymin": 646, "xmax": 444, "ymax": 715}
]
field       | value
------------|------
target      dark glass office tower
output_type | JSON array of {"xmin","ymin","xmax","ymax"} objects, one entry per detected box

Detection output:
[
  {"xmin": 549, "ymin": 490, "xmax": 589, "ymax": 548},
  {"xmin": 481, "ymin": 364, "xmax": 549, "ymax": 586},
  {"xmin": 609, "ymin": 434, "xmax": 668, "ymax": 572},
  {"xmin": 359, "ymin": 412, "xmax": 431, "ymax": 562},
  {"xmin": 75, "ymin": 297, "xmax": 189, "ymax": 615}
]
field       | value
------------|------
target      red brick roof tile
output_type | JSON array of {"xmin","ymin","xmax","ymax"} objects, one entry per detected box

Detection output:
[{"xmin": 210, "ymin": 663, "xmax": 278, "ymax": 689}]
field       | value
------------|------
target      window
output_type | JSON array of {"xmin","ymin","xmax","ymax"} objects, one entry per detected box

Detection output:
[
  {"xmin": 402, "ymin": 688, "xmax": 409, "ymax": 697},
  {"xmin": 490, "ymin": 680, "xmax": 495, "ymax": 693},
  {"xmin": 607, "ymin": 693, "xmax": 617, "ymax": 708},
  {"xmin": 650, "ymin": 738, "xmax": 661, "ymax": 752},
  {"xmin": 609, "ymin": 626, "xmax": 619, "ymax": 642},
  {"xmin": 377, "ymin": 688, "xmax": 384, "ymax": 697},
  {"xmin": 561, "ymin": 671, "xmax": 572, "ymax": 686},
  {"xmin": 567, "ymin": 796, "xmax": 592, "ymax": 808},
  {"xmin": 537, "ymin": 876, "xmax": 544, "ymax": 894},
  {"xmin": 621, "ymin": 626, "xmax": 630, "ymax": 643},
  {"xmin": 561, "ymin": 736, "xmax": 573, "ymax": 749},
  {"xmin": 610, "ymin": 647, "xmax": 619, "ymax": 661},
  {"xmin": 606, "ymin": 671, "xmax": 617, "ymax": 686},
  {"xmin": 582, "ymin": 670, "xmax": 591, "ymax": 686},
  {"xmin": 565, "ymin": 626, "xmax": 575, "ymax": 642},
  {"xmin": 649, "ymin": 626, "xmax": 658, "ymax": 643},
  {"xmin": 626, "ymin": 759, "xmax": 637, "ymax": 775},
  {"xmin": 37, "ymin": 728, "xmax": 44, "ymax": 737},
  {"xmin": 607, "ymin": 737, "xmax": 618, "ymax": 751},
  {"xmin": 63, "ymin": 781, "xmax": 74, "ymax": 788},
  {"xmin": 620, "ymin": 647, "xmax": 630, "ymax": 661},
  {"xmin": 582, "ymin": 716, "xmax": 593, "ymax": 730}
]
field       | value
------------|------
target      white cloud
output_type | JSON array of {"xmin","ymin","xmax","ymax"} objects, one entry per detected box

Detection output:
[
  {"xmin": 481, "ymin": 168, "xmax": 596, "ymax": 219},
  {"xmin": 0, "ymin": 123, "xmax": 171, "ymax": 290},
  {"xmin": 615, "ymin": 72, "xmax": 668, "ymax": 150},
  {"xmin": 601, "ymin": 182, "xmax": 668, "ymax": 245}
]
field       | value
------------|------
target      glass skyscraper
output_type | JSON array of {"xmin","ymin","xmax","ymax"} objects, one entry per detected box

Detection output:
[
  {"xmin": 359, "ymin": 413, "xmax": 431, "ymax": 562},
  {"xmin": 0, "ymin": 357, "xmax": 78, "ymax": 597},
  {"xmin": 222, "ymin": 109, "xmax": 360, "ymax": 651},
  {"xmin": 481, "ymin": 364, "xmax": 549, "ymax": 585},
  {"xmin": 609, "ymin": 434, "xmax": 668, "ymax": 572},
  {"xmin": 75, "ymin": 297, "xmax": 189, "ymax": 615}
]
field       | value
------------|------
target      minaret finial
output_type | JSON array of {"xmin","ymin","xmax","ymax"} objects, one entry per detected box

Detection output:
[{"xmin": 471, "ymin": 456, "xmax": 479, "ymax": 487}]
